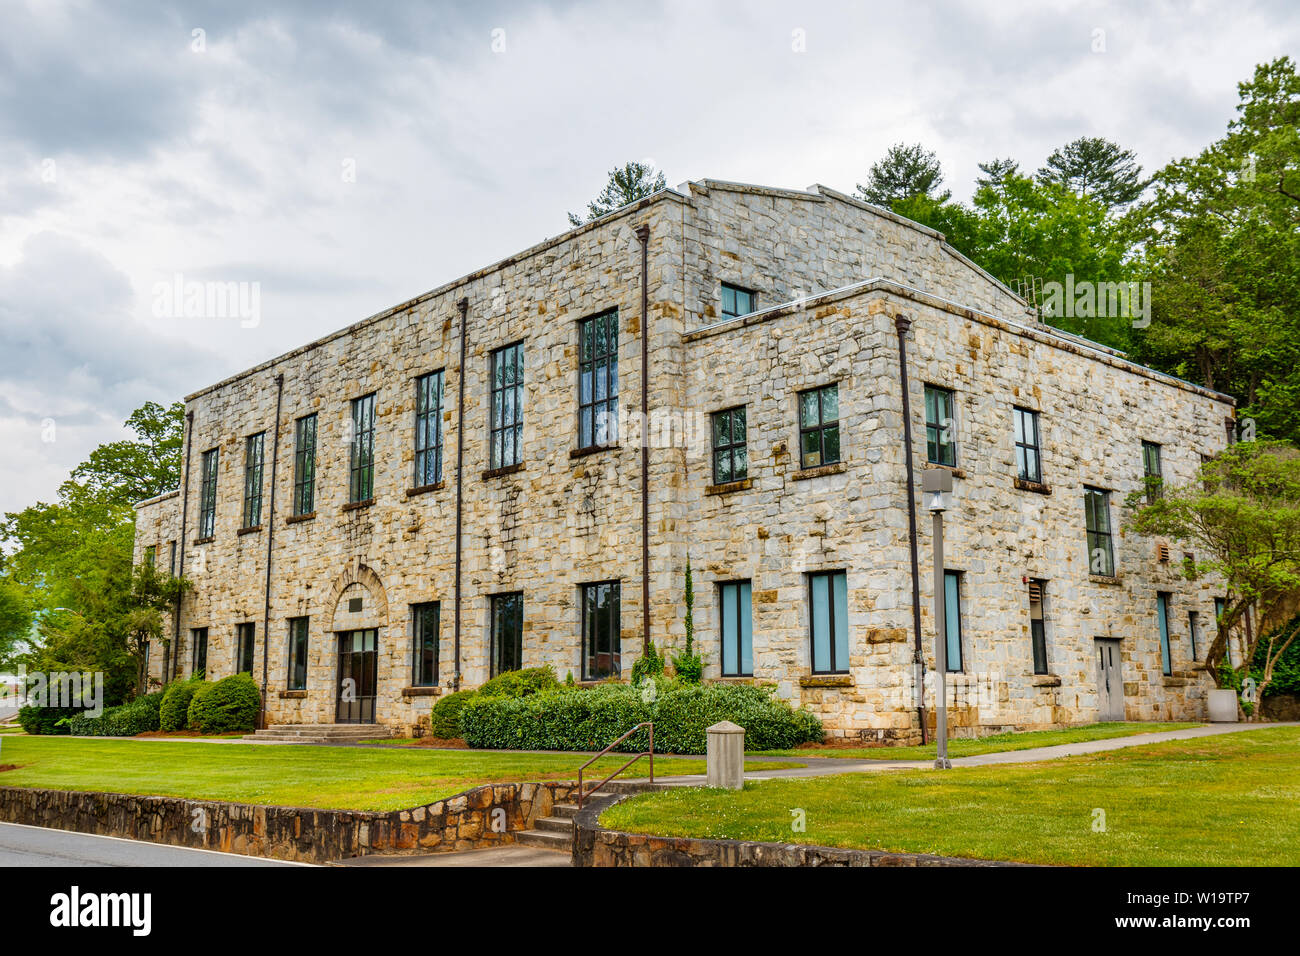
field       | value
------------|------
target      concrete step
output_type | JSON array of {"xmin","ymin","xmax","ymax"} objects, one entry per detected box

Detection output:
[
  {"xmin": 533, "ymin": 816, "xmax": 572, "ymax": 834},
  {"xmin": 549, "ymin": 803, "xmax": 581, "ymax": 820},
  {"xmin": 244, "ymin": 724, "xmax": 394, "ymax": 743},
  {"xmin": 514, "ymin": 828, "xmax": 572, "ymax": 851}
]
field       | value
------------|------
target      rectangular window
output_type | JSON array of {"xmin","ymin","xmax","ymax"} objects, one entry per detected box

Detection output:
[
  {"xmin": 198, "ymin": 448, "xmax": 219, "ymax": 538},
  {"xmin": 287, "ymin": 617, "xmax": 309, "ymax": 690},
  {"xmin": 808, "ymin": 570, "xmax": 849, "ymax": 674},
  {"xmin": 168, "ymin": 541, "xmax": 176, "ymax": 575},
  {"xmin": 490, "ymin": 342, "xmax": 524, "ymax": 470},
  {"xmin": 798, "ymin": 384, "xmax": 840, "ymax": 469},
  {"xmin": 1014, "ymin": 407, "xmax": 1042, "ymax": 483},
  {"xmin": 144, "ymin": 545, "xmax": 157, "ymax": 568},
  {"xmin": 242, "ymin": 432, "xmax": 265, "ymax": 528},
  {"xmin": 412, "ymin": 602, "xmax": 440, "ymax": 687},
  {"xmin": 1084, "ymin": 487, "xmax": 1115, "ymax": 576},
  {"xmin": 581, "ymin": 581, "xmax": 621, "ymax": 681},
  {"xmin": 414, "ymin": 371, "xmax": 444, "ymax": 487},
  {"xmin": 349, "ymin": 393, "xmax": 376, "ymax": 502},
  {"xmin": 293, "ymin": 414, "xmax": 317, "ymax": 515},
  {"xmin": 191, "ymin": 627, "xmax": 208, "ymax": 677},
  {"xmin": 489, "ymin": 592, "xmax": 524, "ymax": 677},
  {"xmin": 1157, "ymin": 592, "xmax": 1173, "ymax": 676},
  {"xmin": 925, "ymin": 385, "xmax": 957, "ymax": 466},
  {"xmin": 578, "ymin": 311, "xmax": 618, "ymax": 450},
  {"xmin": 1029, "ymin": 579, "xmax": 1049, "ymax": 674},
  {"xmin": 944, "ymin": 570, "xmax": 964, "ymax": 672},
  {"xmin": 1188, "ymin": 610, "xmax": 1200, "ymax": 662},
  {"xmin": 236, "ymin": 622, "xmax": 255, "ymax": 675},
  {"xmin": 721, "ymin": 283, "xmax": 757, "ymax": 319},
  {"xmin": 1142, "ymin": 441, "xmax": 1163, "ymax": 502},
  {"xmin": 719, "ymin": 581, "xmax": 753, "ymax": 677},
  {"xmin": 711, "ymin": 406, "xmax": 748, "ymax": 485}
]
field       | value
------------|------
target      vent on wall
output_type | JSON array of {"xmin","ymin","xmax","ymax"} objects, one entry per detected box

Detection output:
[
  {"xmin": 1157, "ymin": 542, "xmax": 1171, "ymax": 563},
  {"xmin": 348, "ymin": 597, "xmax": 363, "ymax": 612},
  {"xmin": 1028, "ymin": 581, "xmax": 1043, "ymax": 603}
]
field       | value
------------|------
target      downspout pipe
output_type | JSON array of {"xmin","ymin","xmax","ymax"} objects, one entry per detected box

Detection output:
[
  {"xmin": 895, "ymin": 315, "xmax": 927, "ymax": 744},
  {"xmin": 259, "ymin": 373, "xmax": 285, "ymax": 730},
  {"xmin": 453, "ymin": 296, "xmax": 469, "ymax": 690},
  {"xmin": 175, "ymin": 410, "xmax": 194, "ymax": 682},
  {"xmin": 636, "ymin": 224, "xmax": 651, "ymax": 653}
]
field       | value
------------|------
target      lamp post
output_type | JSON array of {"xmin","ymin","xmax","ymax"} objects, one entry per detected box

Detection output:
[{"xmin": 922, "ymin": 467, "xmax": 953, "ymax": 770}]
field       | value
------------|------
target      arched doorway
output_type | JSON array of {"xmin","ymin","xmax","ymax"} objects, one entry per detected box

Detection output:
[{"xmin": 326, "ymin": 562, "xmax": 389, "ymax": 724}]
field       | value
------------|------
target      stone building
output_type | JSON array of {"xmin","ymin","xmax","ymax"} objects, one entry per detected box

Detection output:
[{"xmin": 134, "ymin": 179, "xmax": 1237, "ymax": 741}]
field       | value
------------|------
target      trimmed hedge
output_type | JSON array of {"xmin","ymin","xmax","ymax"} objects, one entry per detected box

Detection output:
[
  {"xmin": 187, "ymin": 673, "xmax": 260, "ymax": 734},
  {"xmin": 460, "ymin": 681, "xmax": 823, "ymax": 754},
  {"xmin": 160, "ymin": 676, "xmax": 205, "ymax": 731},
  {"xmin": 67, "ymin": 691, "xmax": 164, "ymax": 737},
  {"xmin": 478, "ymin": 666, "xmax": 559, "ymax": 699},
  {"xmin": 16, "ymin": 704, "xmax": 79, "ymax": 736},
  {"xmin": 430, "ymin": 690, "xmax": 477, "ymax": 738}
]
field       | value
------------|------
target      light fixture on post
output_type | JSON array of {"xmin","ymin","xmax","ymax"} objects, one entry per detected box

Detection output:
[{"xmin": 921, "ymin": 467, "xmax": 955, "ymax": 770}]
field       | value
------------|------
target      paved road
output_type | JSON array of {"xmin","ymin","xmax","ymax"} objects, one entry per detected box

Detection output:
[{"xmin": 0, "ymin": 822, "xmax": 307, "ymax": 867}]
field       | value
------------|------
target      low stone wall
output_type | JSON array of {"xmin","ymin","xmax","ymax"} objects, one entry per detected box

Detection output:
[{"xmin": 0, "ymin": 781, "xmax": 578, "ymax": 864}]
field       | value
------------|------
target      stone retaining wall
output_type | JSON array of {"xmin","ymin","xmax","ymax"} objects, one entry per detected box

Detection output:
[{"xmin": 0, "ymin": 781, "xmax": 578, "ymax": 864}]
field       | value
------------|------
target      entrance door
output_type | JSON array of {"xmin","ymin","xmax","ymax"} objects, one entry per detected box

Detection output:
[
  {"xmin": 1094, "ymin": 638, "xmax": 1125, "ymax": 721},
  {"xmin": 336, "ymin": 629, "xmax": 377, "ymax": 723}
]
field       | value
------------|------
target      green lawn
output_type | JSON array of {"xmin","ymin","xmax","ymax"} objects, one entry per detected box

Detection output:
[
  {"xmin": 0, "ymin": 737, "xmax": 799, "ymax": 811},
  {"xmin": 602, "ymin": 727, "xmax": 1300, "ymax": 866},
  {"xmin": 755, "ymin": 721, "xmax": 1204, "ymax": 760}
]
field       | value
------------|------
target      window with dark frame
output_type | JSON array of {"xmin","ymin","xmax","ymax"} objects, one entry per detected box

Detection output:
[
  {"xmin": 490, "ymin": 342, "xmax": 524, "ymax": 470},
  {"xmin": 578, "ymin": 311, "xmax": 618, "ymax": 450},
  {"xmin": 581, "ymin": 581, "xmax": 621, "ymax": 681},
  {"xmin": 1014, "ymin": 407, "xmax": 1042, "ymax": 483},
  {"xmin": 1157, "ymin": 592, "xmax": 1173, "ymax": 676},
  {"xmin": 1216, "ymin": 596, "xmax": 1234, "ymax": 666},
  {"xmin": 1029, "ymin": 579, "xmax": 1048, "ymax": 675},
  {"xmin": 168, "ymin": 540, "xmax": 176, "ymax": 575},
  {"xmin": 144, "ymin": 545, "xmax": 156, "ymax": 568},
  {"xmin": 236, "ymin": 622, "xmax": 255, "ymax": 675},
  {"xmin": 287, "ymin": 617, "xmax": 309, "ymax": 690},
  {"xmin": 1188, "ymin": 610, "xmax": 1200, "ymax": 661},
  {"xmin": 489, "ymin": 592, "xmax": 523, "ymax": 677},
  {"xmin": 198, "ymin": 448, "xmax": 218, "ymax": 538},
  {"xmin": 808, "ymin": 570, "xmax": 848, "ymax": 674},
  {"xmin": 412, "ymin": 602, "xmax": 440, "ymax": 687},
  {"xmin": 191, "ymin": 627, "xmax": 208, "ymax": 677},
  {"xmin": 1084, "ymin": 486, "xmax": 1115, "ymax": 576},
  {"xmin": 711, "ymin": 406, "xmax": 748, "ymax": 485},
  {"xmin": 242, "ymin": 432, "xmax": 265, "ymax": 528},
  {"xmin": 943, "ymin": 570, "xmax": 964, "ymax": 672},
  {"xmin": 349, "ymin": 393, "xmax": 376, "ymax": 502},
  {"xmin": 293, "ymin": 414, "xmax": 317, "ymax": 515},
  {"xmin": 721, "ymin": 283, "xmax": 757, "ymax": 320},
  {"xmin": 1142, "ymin": 440, "xmax": 1163, "ymax": 502},
  {"xmin": 798, "ymin": 384, "xmax": 840, "ymax": 469},
  {"xmin": 925, "ymin": 385, "xmax": 957, "ymax": 466},
  {"xmin": 414, "ymin": 371, "xmax": 444, "ymax": 487},
  {"xmin": 719, "ymin": 580, "xmax": 753, "ymax": 677}
]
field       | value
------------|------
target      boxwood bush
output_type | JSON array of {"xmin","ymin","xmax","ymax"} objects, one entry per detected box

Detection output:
[
  {"xmin": 186, "ymin": 673, "xmax": 260, "ymax": 734},
  {"xmin": 430, "ymin": 689, "xmax": 477, "ymax": 738},
  {"xmin": 460, "ymin": 680, "xmax": 823, "ymax": 754},
  {"xmin": 159, "ymin": 676, "xmax": 205, "ymax": 731},
  {"xmin": 17, "ymin": 704, "xmax": 79, "ymax": 736},
  {"xmin": 67, "ymin": 691, "xmax": 164, "ymax": 737},
  {"xmin": 477, "ymin": 665, "xmax": 559, "ymax": 699}
]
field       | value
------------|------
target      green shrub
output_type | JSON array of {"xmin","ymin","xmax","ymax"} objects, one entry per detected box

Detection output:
[
  {"xmin": 186, "ymin": 673, "xmax": 260, "ymax": 734},
  {"xmin": 17, "ymin": 704, "xmax": 78, "ymax": 736},
  {"xmin": 631, "ymin": 642, "xmax": 665, "ymax": 686},
  {"xmin": 160, "ymin": 676, "xmax": 205, "ymax": 731},
  {"xmin": 460, "ymin": 681, "xmax": 822, "ymax": 754},
  {"xmin": 671, "ymin": 652, "xmax": 703, "ymax": 683},
  {"xmin": 430, "ymin": 689, "xmax": 477, "ymax": 738},
  {"xmin": 478, "ymin": 666, "xmax": 559, "ymax": 699},
  {"xmin": 67, "ymin": 691, "xmax": 164, "ymax": 737}
]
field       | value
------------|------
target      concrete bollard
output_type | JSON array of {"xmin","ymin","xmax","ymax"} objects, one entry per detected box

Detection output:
[{"xmin": 706, "ymin": 720, "xmax": 745, "ymax": 790}]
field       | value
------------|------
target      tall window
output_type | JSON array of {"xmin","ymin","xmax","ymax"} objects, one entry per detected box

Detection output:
[
  {"xmin": 412, "ymin": 602, "xmax": 440, "ymax": 687},
  {"xmin": 1029, "ymin": 579, "xmax": 1048, "ymax": 675},
  {"xmin": 721, "ymin": 283, "xmax": 757, "ymax": 319},
  {"xmin": 168, "ymin": 541, "xmax": 176, "ymax": 575},
  {"xmin": 242, "ymin": 432, "xmax": 265, "ymax": 528},
  {"xmin": 191, "ymin": 627, "xmax": 208, "ymax": 677},
  {"xmin": 1084, "ymin": 487, "xmax": 1115, "ymax": 576},
  {"xmin": 719, "ymin": 581, "xmax": 753, "ymax": 677},
  {"xmin": 578, "ymin": 311, "xmax": 618, "ymax": 450},
  {"xmin": 1188, "ymin": 610, "xmax": 1200, "ymax": 662},
  {"xmin": 489, "ymin": 592, "xmax": 523, "ymax": 677},
  {"xmin": 414, "ymin": 371, "xmax": 444, "ymax": 487},
  {"xmin": 287, "ymin": 617, "xmax": 309, "ymax": 691},
  {"xmin": 144, "ymin": 545, "xmax": 157, "ymax": 567},
  {"xmin": 236, "ymin": 622, "xmax": 255, "ymax": 675},
  {"xmin": 490, "ymin": 342, "xmax": 524, "ymax": 470},
  {"xmin": 198, "ymin": 448, "xmax": 218, "ymax": 538},
  {"xmin": 349, "ymin": 393, "xmax": 376, "ymax": 502},
  {"xmin": 293, "ymin": 414, "xmax": 317, "ymax": 515},
  {"xmin": 1157, "ymin": 592, "xmax": 1173, "ymax": 676},
  {"xmin": 798, "ymin": 384, "xmax": 840, "ymax": 469},
  {"xmin": 581, "ymin": 582, "xmax": 620, "ymax": 681},
  {"xmin": 943, "ymin": 570, "xmax": 964, "ymax": 672},
  {"xmin": 1142, "ymin": 441, "xmax": 1163, "ymax": 502},
  {"xmin": 1014, "ymin": 407, "xmax": 1041, "ymax": 483},
  {"xmin": 1215, "ymin": 597, "xmax": 1234, "ymax": 666},
  {"xmin": 808, "ymin": 570, "xmax": 848, "ymax": 674},
  {"xmin": 925, "ymin": 385, "xmax": 957, "ymax": 466},
  {"xmin": 711, "ymin": 406, "xmax": 748, "ymax": 485}
]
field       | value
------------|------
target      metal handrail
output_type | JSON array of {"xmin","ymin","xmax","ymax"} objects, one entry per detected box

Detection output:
[{"xmin": 576, "ymin": 721, "xmax": 654, "ymax": 808}]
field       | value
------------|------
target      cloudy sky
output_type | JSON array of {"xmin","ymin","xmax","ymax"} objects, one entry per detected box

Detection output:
[{"xmin": 1, "ymin": 0, "xmax": 1297, "ymax": 514}]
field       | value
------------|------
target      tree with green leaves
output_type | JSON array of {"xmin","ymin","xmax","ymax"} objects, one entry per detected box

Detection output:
[
  {"xmin": 0, "ymin": 575, "xmax": 32, "ymax": 670},
  {"xmin": 1126, "ymin": 441, "xmax": 1300, "ymax": 711},
  {"xmin": 1037, "ymin": 136, "xmax": 1146, "ymax": 209},
  {"xmin": 856, "ymin": 143, "xmax": 950, "ymax": 207},
  {"xmin": 568, "ymin": 162, "xmax": 667, "ymax": 226}
]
